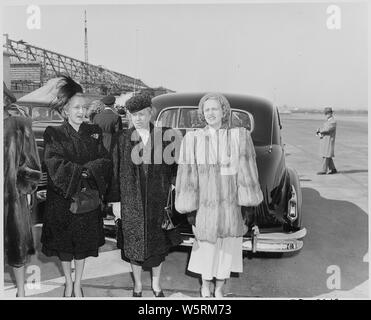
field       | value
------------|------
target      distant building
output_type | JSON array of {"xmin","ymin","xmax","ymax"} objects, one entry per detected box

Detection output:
[
  {"xmin": 3, "ymin": 51, "xmax": 11, "ymax": 88},
  {"xmin": 10, "ymin": 62, "xmax": 42, "ymax": 99}
]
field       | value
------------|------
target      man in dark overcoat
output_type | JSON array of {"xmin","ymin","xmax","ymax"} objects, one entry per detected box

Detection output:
[
  {"xmin": 93, "ymin": 95, "xmax": 123, "ymax": 156},
  {"xmin": 317, "ymin": 107, "xmax": 337, "ymax": 174},
  {"xmin": 107, "ymin": 94, "xmax": 179, "ymax": 297},
  {"xmin": 93, "ymin": 95, "xmax": 123, "ymax": 218}
]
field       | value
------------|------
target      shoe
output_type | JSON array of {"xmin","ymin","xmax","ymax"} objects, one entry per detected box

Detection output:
[
  {"xmin": 328, "ymin": 169, "xmax": 338, "ymax": 174},
  {"xmin": 133, "ymin": 291, "xmax": 142, "ymax": 297},
  {"xmin": 316, "ymin": 171, "xmax": 327, "ymax": 175},
  {"xmin": 153, "ymin": 290, "xmax": 165, "ymax": 297}
]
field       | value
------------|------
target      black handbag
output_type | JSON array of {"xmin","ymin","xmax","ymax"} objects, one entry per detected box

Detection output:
[
  {"xmin": 161, "ymin": 186, "xmax": 178, "ymax": 230},
  {"xmin": 161, "ymin": 186, "xmax": 182, "ymax": 246},
  {"xmin": 69, "ymin": 178, "xmax": 101, "ymax": 214}
]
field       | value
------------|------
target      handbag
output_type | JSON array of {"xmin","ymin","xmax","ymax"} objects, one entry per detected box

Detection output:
[
  {"xmin": 161, "ymin": 186, "xmax": 178, "ymax": 230},
  {"xmin": 69, "ymin": 178, "xmax": 101, "ymax": 214},
  {"xmin": 161, "ymin": 185, "xmax": 182, "ymax": 246}
]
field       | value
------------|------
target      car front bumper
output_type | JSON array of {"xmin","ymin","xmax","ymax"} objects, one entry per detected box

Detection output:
[{"xmin": 180, "ymin": 228, "xmax": 307, "ymax": 253}]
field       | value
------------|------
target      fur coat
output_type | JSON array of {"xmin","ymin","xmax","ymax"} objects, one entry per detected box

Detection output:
[
  {"xmin": 40, "ymin": 121, "xmax": 112, "ymax": 254},
  {"xmin": 107, "ymin": 124, "xmax": 177, "ymax": 262},
  {"xmin": 175, "ymin": 126, "xmax": 263, "ymax": 243},
  {"xmin": 319, "ymin": 116, "xmax": 336, "ymax": 158},
  {"xmin": 4, "ymin": 116, "xmax": 42, "ymax": 267}
]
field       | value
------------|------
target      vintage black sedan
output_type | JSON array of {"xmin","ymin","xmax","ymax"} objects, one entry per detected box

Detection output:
[{"xmin": 151, "ymin": 92, "xmax": 306, "ymax": 253}]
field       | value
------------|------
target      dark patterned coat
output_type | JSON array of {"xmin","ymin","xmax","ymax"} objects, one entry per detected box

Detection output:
[
  {"xmin": 40, "ymin": 121, "xmax": 112, "ymax": 254},
  {"xmin": 4, "ymin": 116, "xmax": 42, "ymax": 267},
  {"xmin": 107, "ymin": 124, "xmax": 177, "ymax": 262}
]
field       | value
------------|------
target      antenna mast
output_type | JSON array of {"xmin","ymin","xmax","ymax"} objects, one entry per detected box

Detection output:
[{"xmin": 84, "ymin": 10, "xmax": 88, "ymax": 64}]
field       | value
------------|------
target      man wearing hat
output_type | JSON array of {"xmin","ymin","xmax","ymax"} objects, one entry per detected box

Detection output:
[
  {"xmin": 93, "ymin": 95, "xmax": 122, "ymax": 155},
  {"xmin": 93, "ymin": 95, "xmax": 122, "ymax": 220},
  {"xmin": 106, "ymin": 93, "xmax": 179, "ymax": 297},
  {"xmin": 316, "ymin": 107, "xmax": 337, "ymax": 174}
]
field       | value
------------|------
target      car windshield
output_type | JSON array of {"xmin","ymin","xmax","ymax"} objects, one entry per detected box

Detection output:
[{"xmin": 31, "ymin": 106, "xmax": 63, "ymax": 121}]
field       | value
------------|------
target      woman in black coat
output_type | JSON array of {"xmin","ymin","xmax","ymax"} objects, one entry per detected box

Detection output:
[{"xmin": 40, "ymin": 76, "xmax": 112, "ymax": 297}]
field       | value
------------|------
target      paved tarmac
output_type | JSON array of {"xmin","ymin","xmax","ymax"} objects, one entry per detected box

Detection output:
[{"xmin": 3, "ymin": 113, "xmax": 369, "ymax": 299}]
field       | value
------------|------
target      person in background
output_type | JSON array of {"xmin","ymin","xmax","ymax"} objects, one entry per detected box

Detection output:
[
  {"xmin": 108, "ymin": 94, "xmax": 178, "ymax": 298},
  {"xmin": 3, "ymin": 83, "xmax": 42, "ymax": 297},
  {"xmin": 316, "ymin": 107, "xmax": 337, "ymax": 175},
  {"xmin": 93, "ymin": 95, "xmax": 123, "ymax": 155},
  {"xmin": 85, "ymin": 100, "xmax": 104, "ymax": 123},
  {"xmin": 40, "ymin": 76, "xmax": 112, "ymax": 297},
  {"xmin": 92, "ymin": 95, "xmax": 123, "ymax": 220},
  {"xmin": 175, "ymin": 93, "xmax": 263, "ymax": 298}
]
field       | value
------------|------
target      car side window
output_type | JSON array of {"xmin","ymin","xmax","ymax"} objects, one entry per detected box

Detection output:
[
  {"xmin": 231, "ymin": 110, "xmax": 254, "ymax": 132},
  {"xmin": 157, "ymin": 108, "xmax": 179, "ymax": 128},
  {"xmin": 179, "ymin": 108, "xmax": 205, "ymax": 129},
  {"xmin": 32, "ymin": 107, "xmax": 50, "ymax": 121},
  {"xmin": 51, "ymin": 110, "xmax": 63, "ymax": 121}
]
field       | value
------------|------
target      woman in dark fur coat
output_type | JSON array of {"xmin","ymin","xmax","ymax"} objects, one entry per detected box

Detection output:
[
  {"xmin": 4, "ymin": 105, "xmax": 42, "ymax": 297},
  {"xmin": 40, "ymin": 76, "xmax": 112, "ymax": 297},
  {"xmin": 108, "ymin": 94, "xmax": 178, "ymax": 298}
]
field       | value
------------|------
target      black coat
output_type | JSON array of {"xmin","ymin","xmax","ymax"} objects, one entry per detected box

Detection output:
[
  {"xmin": 93, "ymin": 109, "xmax": 122, "ymax": 156},
  {"xmin": 107, "ymin": 124, "xmax": 178, "ymax": 262},
  {"xmin": 4, "ymin": 116, "xmax": 42, "ymax": 267},
  {"xmin": 41, "ymin": 121, "xmax": 112, "ymax": 254}
]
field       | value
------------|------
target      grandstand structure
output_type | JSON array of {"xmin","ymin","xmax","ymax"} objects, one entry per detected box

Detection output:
[{"xmin": 3, "ymin": 35, "xmax": 149, "ymax": 95}]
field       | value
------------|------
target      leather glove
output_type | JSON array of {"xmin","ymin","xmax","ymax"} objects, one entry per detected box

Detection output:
[{"xmin": 187, "ymin": 210, "xmax": 197, "ymax": 226}]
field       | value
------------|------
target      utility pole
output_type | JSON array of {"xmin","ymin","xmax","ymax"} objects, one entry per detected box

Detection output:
[
  {"xmin": 84, "ymin": 10, "xmax": 89, "ymax": 88},
  {"xmin": 84, "ymin": 10, "xmax": 88, "ymax": 64}
]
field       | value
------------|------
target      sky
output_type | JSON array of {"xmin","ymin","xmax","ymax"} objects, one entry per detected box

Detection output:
[{"xmin": 1, "ymin": 1, "xmax": 369, "ymax": 110}]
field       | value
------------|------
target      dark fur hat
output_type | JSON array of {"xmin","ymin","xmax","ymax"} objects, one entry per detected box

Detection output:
[{"xmin": 125, "ymin": 93, "xmax": 152, "ymax": 113}]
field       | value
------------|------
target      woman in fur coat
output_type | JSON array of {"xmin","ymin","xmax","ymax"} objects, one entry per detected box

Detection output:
[
  {"xmin": 175, "ymin": 93, "xmax": 263, "ymax": 298},
  {"xmin": 40, "ymin": 76, "xmax": 112, "ymax": 297},
  {"xmin": 4, "ymin": 109, "xmax": 42, "ymax": 297},
  {"xmin": 108, "ymin": 94, "xmax": 178, "ymax": 297}
]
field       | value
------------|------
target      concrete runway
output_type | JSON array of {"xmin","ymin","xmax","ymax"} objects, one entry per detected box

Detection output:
[{"xmin": 3, "ymin": 113, "xmax": 369, "ymax": 299}]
